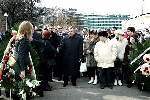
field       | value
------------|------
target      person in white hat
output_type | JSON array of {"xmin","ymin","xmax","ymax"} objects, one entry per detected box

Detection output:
[{"xmin": 112, "ymin": 30, "xmax": 128, "ymax": 86}]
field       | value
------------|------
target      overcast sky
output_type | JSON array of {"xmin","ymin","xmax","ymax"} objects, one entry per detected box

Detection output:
[{"xmin": 42, "ymin": 0, "xmax": 143, "ymax": 18}]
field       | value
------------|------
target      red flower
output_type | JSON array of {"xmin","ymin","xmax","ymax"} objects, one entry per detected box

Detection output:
[
  {"xmin": 10, "ymin": 83, "xmax": 13, "ymax": 87},
  {"xmin": 29, "ymin": 69, "xmax": 32, "ymax": 74},
  {"xmin": 145, "ymin": 67, "xmax": 148, "ymax": 71},
  {"xmin": 10, "ymin": 43, "xmax": 12, "ymax": 47},
  {"xmin": 27, "ymin": 62, "xmax": 32, "ymax": 68},
  {"xmin": 6, "ymin": 79, "xmax": 10, "ymax": 82},
  {"xmin": 2, "ymin": 69, "xmax": 6, "ymax": 73},
  {"xmin": 9, "ymin": 75, "xmax": 14, "ymax": 78},
  {"xmin": 13, "ymin": 35, "xmax": 17, "ymax": 42},
  {"xmin": 10, "ymin": 80, "xmax": 13, "ymax": 83},
  {"xmin": 0, "ymin": 71, "xmax": 2, "ymax": 79},
  {"xmin": 146, "ymin": 58, "xmax": 149, "ymax": 61},
  {"xmin": 4, "ymin": 56, "xmax": 9, "ymax": 60}
]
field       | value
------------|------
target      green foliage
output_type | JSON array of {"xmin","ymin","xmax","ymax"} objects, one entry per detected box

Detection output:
[
  {"xmin": 129, "ymin": 39, "xmax": 150, "ymax": 89},
  {"xmin": 30, "ymin": 45, "xmax": 40, "ymax": 76},
  {"xmin": 11, "ymin": 23, "xmax": 19, "ymax": 31},
  {"xmin": 0, "ymin": 32, "xmax": 11, "ymax": 60}
]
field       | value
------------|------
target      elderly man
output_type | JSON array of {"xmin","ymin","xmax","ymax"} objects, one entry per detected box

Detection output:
[
  {"xmin": 58, "ymin": 26, "xmax": 83, "ymax": 87},
  {"xmin": 94, "ymin": 31, "xmax": 117, "ymax": 89}
]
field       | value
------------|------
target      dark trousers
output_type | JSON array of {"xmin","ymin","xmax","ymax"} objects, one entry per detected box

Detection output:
[
  {"xmin": 56, "ymin": 56, "xmax": 63, "ymax": 78},
  {"xmin": 123, "ymin": 66, "xmax": 132, "ymax": 85},
  {"xmin": 98, "ymin": 67, "xmax": 113, "ymax": 86},
  {"xmin": 41, "ymin": 61, "xmax": 51, "ymax": 87},
  {"xmin": 87, "ymin": 67, "xmax": 98, "ymax": 77},
  {"xmin": 113, "ymin": 60, "xmax": 123, "ymax": 80},
  {"xmin": 63, "ymin": 76, "xmax": 77, "ymax": 83}
]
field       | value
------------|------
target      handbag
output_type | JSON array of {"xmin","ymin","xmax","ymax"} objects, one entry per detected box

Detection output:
[
  {"xmin": 79, "ymin": 62, "xmax": 87, "ymax": 72},
  {"xmin": 47, "ymin": 59, "xmax": 56, "ymax": 68},
  {"xmin": 8, "ymin": 55, "xmax": 21, "ymax": 75},
  {"xmin": 8, "ymin": 56, "xmax": 16, "ymax": 66}
]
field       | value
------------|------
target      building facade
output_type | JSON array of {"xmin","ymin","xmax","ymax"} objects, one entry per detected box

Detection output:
[
  {"xmin": 82, "ymin": 14, "xmax": 130, "ymax": 30},
  {"xmin": 122, "ymin": 0, "xmax": 150, "ymax": 31}
]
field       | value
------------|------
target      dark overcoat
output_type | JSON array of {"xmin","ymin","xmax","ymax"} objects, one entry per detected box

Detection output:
[
  {"xmin": 59, "ymin": 33, "xmax": 83, "ymax": 76},
  {"xmin": 32, "ymin": 31, "xmax": 44, "ymax": 62}
]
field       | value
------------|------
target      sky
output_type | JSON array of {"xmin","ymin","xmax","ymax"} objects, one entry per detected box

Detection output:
[{"xmin": 42, "ymin": 0, "xmax": 143, "ymax": 18}]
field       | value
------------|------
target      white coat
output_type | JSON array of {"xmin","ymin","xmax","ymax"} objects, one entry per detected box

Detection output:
[{"xmin": 94, "ymin": 38, "xmax": 117, "ymax": 68}]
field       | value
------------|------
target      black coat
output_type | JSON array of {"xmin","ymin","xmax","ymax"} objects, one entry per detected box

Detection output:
[
  {"xmin": 49, "ymin": 31, "xmax": 59, "ymax": 49},
  {"xmin": 42, "ymin": 40, "xmax": 57, "ymax": 60},
  {"xmin": 15, "ymin": 36, "xmax": 30, "ymax": 71},
  {"xmin": 31, "ymin": 31, "xmax": 44, "ymax": 62},
  {"xmin": 48, "ymin": 31, "xmax": 60, "ymax": 59},
  {"xmin": 59, "ymin": 33, "xmax": 83, "ymax": 76},
  {"xmin": 57, "ymin": 32, "xmax": 68, "ymax": 57}
]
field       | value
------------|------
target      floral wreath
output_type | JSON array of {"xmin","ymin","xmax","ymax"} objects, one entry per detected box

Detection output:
[
  {"xmin": 0, "ymin": 35, "xmax": 40, "ymax": 100},
  {"xmin": 140, "ymin": 54, "xmax": 150, "ymax": 77}
]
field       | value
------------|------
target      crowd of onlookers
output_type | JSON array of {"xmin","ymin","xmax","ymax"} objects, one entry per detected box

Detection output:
[
  {"xmin": 33, "ymin": 24, "xmax": 150, "ymax": 92},
  {"xmin": 1, "ymin": 21, "xmax": 150, "ymax": 99}
]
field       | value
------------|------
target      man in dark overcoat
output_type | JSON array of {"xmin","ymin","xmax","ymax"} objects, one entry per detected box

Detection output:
[
  {"xmin": 56, "ymin": 25, "xmax": 68, "ymax": 81},
  {"xmin": 58, "ymin": 26, "xmax": 83, "ymax": 87},
  {"xmin": 47, "ymin": 24, "xmax": 60, "ymax": 81}
]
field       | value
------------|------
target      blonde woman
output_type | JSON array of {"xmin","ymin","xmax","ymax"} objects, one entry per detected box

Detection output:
[
  {"xmin": 112, "ymin": 30, "xmax": 128, "ymax": 86},
  {"xmin": 13, "ymin": 21, "xmax": 33, "ymax": 99}
]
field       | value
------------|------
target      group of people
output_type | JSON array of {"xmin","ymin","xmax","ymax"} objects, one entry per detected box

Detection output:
[
  {"xmin": 2, "ymin": 19, "xmax": 150, "ymax": 99},
  {"xmin": 81, "ymin": 26, "xmax": 150, "ymax": 89},
  {"xmin": 7, "ymin": 21, "xmax": 83, "ymax": 99}
]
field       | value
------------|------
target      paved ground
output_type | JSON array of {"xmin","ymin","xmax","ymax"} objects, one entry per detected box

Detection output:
[{"xmin": 34, "ymin": 77, "xmax": 150, "ymax": 100}]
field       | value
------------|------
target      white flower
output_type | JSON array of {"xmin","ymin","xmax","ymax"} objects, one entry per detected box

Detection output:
[
  {"xmin": 22, "ymin": 92, "xmax": 26, "ymax": 100},
  {"xmin": 18, "ymin": 90, "xmax": 26, "ymax": 100},
  {"xmin": 9, "ymin": 68, "xmax": 15, "ymax": 74},
  {"xmin": 32, "ymin": 92, "xmax": 36, "ymax": 96},
  {"xmin": 18, "ymin": 90, "xmax": 24, "ymax": 95},
  {"xmin": 26, "ymin": 80, "xmax": 33, "ymax": 87},
  {"xmin": 31, "ymin": 80, "xmax": 40, "ymax": 87}
]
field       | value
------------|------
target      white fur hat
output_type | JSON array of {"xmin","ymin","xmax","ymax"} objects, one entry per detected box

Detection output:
[{"xmin": 114, "ymin": 30, "xmax": 124, "ymax": 36}]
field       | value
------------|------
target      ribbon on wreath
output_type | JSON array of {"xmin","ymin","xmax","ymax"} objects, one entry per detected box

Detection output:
[
  {"xmin": 130, "ymin": 47, "xmax": 150, "ymax": 65},
  {"xmin": 130, "ymin": 47, "xmax": 150, "ymax": 73}
]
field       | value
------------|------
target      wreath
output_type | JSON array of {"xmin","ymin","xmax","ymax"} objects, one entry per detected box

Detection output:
[{"xmin": 0, "ymin": 35, "xmax": 39, "ymax": 99}]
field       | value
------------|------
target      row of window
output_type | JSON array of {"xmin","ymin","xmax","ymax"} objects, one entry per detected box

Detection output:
[
  {"xmin": 86, "ymin": 27, "xmax": 122, "ymax": 30},
  {"xmin": 86, "ymin": 24, "xmax": 122, "ymax": 26},
  {"xmin": 86, "ymin": 18, "xmax": 129, "ymax": 20},
  {"xmin": 86, "ymin": 21, "xmax": 122, "ymax": 23}
]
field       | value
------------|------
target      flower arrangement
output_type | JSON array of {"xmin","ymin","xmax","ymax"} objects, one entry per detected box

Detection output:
[
  {"xmin": 0, "ymin": 35, "xmax": 16, "ymax": 89},
  {"xmin": 140, "ymin": 63, "xmax": 150, "ymax": 77},
  {"xmin": 140, "ymin": 54, "xmax": 150, "ymax": 77},
  {"xmin": 18, "ymin": 75, "xmax": 40, "ymax": 100},
  {"xmin": 0, "ymin": 35, "xmax": 38, "ymax": 99},
  {"xmin": 143, "ymin": 54, "xmax": 150, "ymax": 63}
]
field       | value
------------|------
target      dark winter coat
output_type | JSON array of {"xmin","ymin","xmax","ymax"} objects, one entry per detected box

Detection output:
[
  {"xmin": 59, "ymin": 33, "xmax": 83, "ymax": 76},
  {"xmin": 84, "ymin": 37, "xmax": 100, "ymax": 67},
  {"xmin": 41, "ymin": 40, "xmax": 57, "ymax": 60},
  {"xmin": 31, "ymin": 31, "xmax": 44, "ymax": 62},
  {"xmin": 57, "ymin": 32, "xmax": 68, "ymax": 57},
  {"xmin": 15, "ymin": 36, "xmax": 30, "ymax": 71}
]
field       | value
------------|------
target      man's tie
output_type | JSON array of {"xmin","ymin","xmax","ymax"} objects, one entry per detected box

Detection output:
[{"xmin": 59, "ymin": 33, "xmax": 63, "ymax": 40}]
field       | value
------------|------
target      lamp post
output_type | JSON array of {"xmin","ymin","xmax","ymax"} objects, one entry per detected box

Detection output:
[{"xmin": 4, "ymin": 13, "xmax": 8, "ymax": 31}]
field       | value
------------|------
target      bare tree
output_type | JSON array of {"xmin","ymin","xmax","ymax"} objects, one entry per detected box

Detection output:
[
  {"xmin": 0, "ymin": 0, "xmax": 48, "ymax": 28},
  {"xmin": 44, "ymin": 7, "xmax": 84, "ymax": 30}
]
